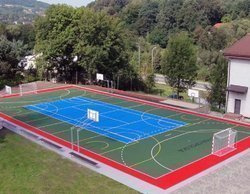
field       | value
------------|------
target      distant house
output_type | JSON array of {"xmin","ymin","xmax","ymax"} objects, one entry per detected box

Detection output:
[
  {"xmin": 213, "ymin": 23, "xmax": 223, "ymax": 29},
  {"xmin": 224, "ymin": 34, "xmax": 250, "ymax": 118},
  {"xmin": 19, "ymin": 55, "xmax": 37, "ymax": 70}
]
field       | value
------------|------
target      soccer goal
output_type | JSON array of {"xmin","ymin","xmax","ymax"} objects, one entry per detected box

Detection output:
[
  {"xmin": 211, "ymin": 128, "xmax": 237, "ymax": 157},
  {"xmin": 19, "ymin": 82, "xmax": 38, "ymax": 96},
  {"xmin": 5, "ymin": 85, "xmax": 12, "ymax": 95}
]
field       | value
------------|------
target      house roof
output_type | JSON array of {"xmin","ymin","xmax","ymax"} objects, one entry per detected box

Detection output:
[
  {"xmin": 227, "ymin": 84, "xmax": 248, "ymax": 94},
  {"xmin": 214, "ymin": 23, "xmax": 223, "ymax": 29},
  {"xmin": 224, "ymin": 34, "xmax": 250, "ymax": 60}
]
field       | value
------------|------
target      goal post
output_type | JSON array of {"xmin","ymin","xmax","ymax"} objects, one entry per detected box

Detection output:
[
  {"xmin": 5, "ymin": 85, "xmax": 12, "ymax": 94},
  {"xmin": 19, "ymin": 82, "xmax": 38, "ymax": 96},
  {"xmin": 212, "ymin": 128, "xmax": 237, "ymax": 157}
]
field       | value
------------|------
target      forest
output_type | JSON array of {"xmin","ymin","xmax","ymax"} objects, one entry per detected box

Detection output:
[
  {"xmin": 0, "ymin": 0, "xmax": 49, "ymax": 23},
  {"xmin": 1, "ymin": 0, "xmax": 250, "ymax": 110}
]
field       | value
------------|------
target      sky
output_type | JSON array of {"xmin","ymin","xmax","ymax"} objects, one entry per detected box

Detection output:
[{"xmin": 40, "ymin": 0, "xmax": 94, "ymax": 7}]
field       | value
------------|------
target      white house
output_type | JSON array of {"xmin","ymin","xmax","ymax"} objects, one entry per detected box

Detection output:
[{"xmin": 224, "ymin": 34, "xmax": 250, "ymax": 118}]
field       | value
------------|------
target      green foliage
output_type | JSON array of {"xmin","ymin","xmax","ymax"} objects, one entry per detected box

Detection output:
[
  {"xmin": 194, "ymin": 19, "xmax": 250, "ymax": 80},
  {"xmin": 88, "ymin": 0, "xmax": 130, "ymax": 15},
  {"xmin": 134, "ymin": 0, "xmax": 159, "ymax": 36},
  {"xmin": 177, "ymin": 0, "xmax": 223, "ymax": 31},
  {"xmin": 120, "ymin": 0, "xmax": 159, "ymax": 36},
  {"xmin": 35, "ymin": 5, "xmax": 136, "ymax": 89},
  {"xmin": 147, "ymin": 27, "xmax": 168, "ymax": 48},
  {"xmin": 0, "ymin": 23, "xmax": 35, "ymax": 50},
  {"xmin": 144, "ymin": 72, "xmax": 155, "ymax": 92},
  {"xmin": 208, "ymin": 54, "xmax": 227, "ymax": 110},
  {"xmin": 73, "ymin": 8, "xmax": 129, "ymax": 81},
  {"xmin": 0, "ymin": 35, "xmax": 28, "ymax": 88},
  {"xmin": 0, "ymin": 22, "xmax": 35, "ymax": 88},
  {"xmin": 35, "ymin": 5, "xmax": 76, "ymax": 82},
  {"xmin": 161, "ymin": 32, "xmax": 197, "ymax": 97}
]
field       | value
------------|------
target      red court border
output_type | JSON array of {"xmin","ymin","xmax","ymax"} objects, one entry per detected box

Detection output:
[{"xmin": 0, "ymin": 85, "xmax": 249, "ymax": 190}]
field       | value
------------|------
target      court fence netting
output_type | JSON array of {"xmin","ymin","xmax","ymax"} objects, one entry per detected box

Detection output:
[{"xmin": 0, "ymin": 81, "xmax": 67, "ymax": 97}]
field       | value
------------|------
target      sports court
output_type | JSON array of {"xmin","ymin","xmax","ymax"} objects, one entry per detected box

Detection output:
[
  {"xmin": 25, "ymin": 96, "xmax": 186, "ymax": 144},
  {"xmin": 0, "ymin": 84, "xmax": 249, "ymax": 190}
]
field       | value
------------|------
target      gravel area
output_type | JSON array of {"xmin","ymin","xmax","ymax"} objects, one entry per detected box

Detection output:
[{"xmin": 173, "ymin": 150, "xmax": 250, "ymax": 194}]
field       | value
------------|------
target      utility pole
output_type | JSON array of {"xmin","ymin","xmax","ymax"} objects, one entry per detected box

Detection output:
[
  {"xmin": 152, "ymin": 46, "xmax": 157, "ymax": 70},
  {"xmin": 137, "ymin": 43, "xmax": 141, "ymax": 68}
]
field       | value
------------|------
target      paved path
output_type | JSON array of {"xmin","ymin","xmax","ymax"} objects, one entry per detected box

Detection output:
[
  {"xmin": 155, "ymin": 74, "xmax": 211, "ymax": 91},
  {"xmin": 161, "ymin": 99, "xmax": 200, "ymax": 110}
]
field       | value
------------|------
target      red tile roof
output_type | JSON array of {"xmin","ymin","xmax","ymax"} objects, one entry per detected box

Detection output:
[
  {"xmin": 224, "ymin": 34, "xmax": 250, "ymax": 59},
  {"xmin": 214, "ymin": 23, "xmax": 223, "ymax": 28}
]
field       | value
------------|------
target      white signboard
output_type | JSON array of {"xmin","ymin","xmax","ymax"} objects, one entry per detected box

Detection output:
[
  {"xmin": 188, "ymin": 89, "xmax": 199, "ymax": 98},
  {"xmin": 87, "ymin": 109, "xmax": 99, "ymax": 122},
  {"xmin": 96, "ymin": 73, "xmax": 104, "ymax": 81}
]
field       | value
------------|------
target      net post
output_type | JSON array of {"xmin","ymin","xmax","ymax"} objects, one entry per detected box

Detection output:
[
  {"xmin": 77, "ymin": 129, "xmax": 80, "ymax": 153},
  {"xmin": 70, "ymin": 127, "xmax": 74, "ymax": 150},
  {"xmin": 211, "ymin": 134, "xmax": 215, "ymax": 154},
  {"xmin": 19, "ymin": 84, "xmax": 23, "ymax": 96}
]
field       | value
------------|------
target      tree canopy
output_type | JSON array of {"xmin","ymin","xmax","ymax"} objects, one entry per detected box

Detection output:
[
  {"xmin": 161, "ymin": 32, "xmax": 197, "ymax": 97},
  {"xmin": 0, "ymin": 22, "xmax": 34, "ymax": 89},
  {"xmin": 35, "ymin": 5, "xmax": 135, "ymax": 89}
]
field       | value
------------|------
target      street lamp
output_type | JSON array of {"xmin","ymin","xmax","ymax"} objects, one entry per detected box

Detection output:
[
  {"xmin": 73, "ymin": 56, "xmax": 78, "ymax": 85},
  {"xmin": 152, "ymin": 47, "xmax": 157, "ymax": 70}
]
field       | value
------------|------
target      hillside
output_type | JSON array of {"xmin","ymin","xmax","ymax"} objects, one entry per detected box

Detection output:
[
  {"xmin": 89, "ymin": 0, "xmax": 249, "ymax": 47},
  {"xmin": 0, "ymin": 0, "xmax": 50, "ymax": 24}
]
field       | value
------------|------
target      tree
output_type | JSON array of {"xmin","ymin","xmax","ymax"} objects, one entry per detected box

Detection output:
[
  {"xmin": 0, "ymin": 35, "xmax": 27, "ymax": 88},
  {"xmin": 35, "ymin": 5, "xmax": 77, "ymax": 82},
  {"xmin": 157, "ymin": 0, "xmax": 184, "ymax": 31},
  {"xmin": 89, "ymin": 0, "xmax": 130, "ymax": 15},
  {"xmin": 161, "ymin": 32, "xmax": 197, "ymax": 98},
  {"xmin": 208, "ymin": 54, "xmax": 227, "ymax": 110},
  {"xmin": 35, "ymin": 5, "xmax": 134, "ymax": 88},
  {"xmin": 73, "ymin": 8, "xmax": 130, "ymax": 82},
  {"xmin": 135, "ymin": 0, "xmax": 159, "ymax": 36}
]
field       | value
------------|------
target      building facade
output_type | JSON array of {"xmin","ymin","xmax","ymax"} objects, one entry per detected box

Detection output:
[{"xmin": 224, "ymin": 34, "xmax": 250, "ymax": 118}]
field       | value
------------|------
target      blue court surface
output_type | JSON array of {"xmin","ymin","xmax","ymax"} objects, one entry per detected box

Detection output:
[{"xmin": 25, "ymin": 96, "xmax": 187, "ymax": 143}]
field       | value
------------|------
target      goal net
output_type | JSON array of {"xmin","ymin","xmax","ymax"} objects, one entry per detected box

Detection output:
[
  {"xmin": 212, "ymin": 128, "xmax": 237, "ymax": 157},
  {"xmin": 19, "ymin": 82, "xmax": 38, "ymax": 96},
  {"xmin": 5, "ymin": 85, "xmax": 12, "ymax": 94}
]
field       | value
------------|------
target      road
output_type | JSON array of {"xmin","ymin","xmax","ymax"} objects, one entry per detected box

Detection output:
[{"xmin": 154, "ymin": 74, "xmax": 211, "ymax": 91}]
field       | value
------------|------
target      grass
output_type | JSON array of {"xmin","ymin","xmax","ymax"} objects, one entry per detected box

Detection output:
[
  {"xmin": 151, "ymin": 83, "xmax": 191, "ymax": 101},
  {"xmin": 0, "ymin": 128, "xmax": 137, "ymax": 194}
]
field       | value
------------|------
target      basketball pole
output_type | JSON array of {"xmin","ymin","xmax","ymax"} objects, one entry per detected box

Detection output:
[
  {"xmin": 77, "ymin": 129, "xmax": 80, "ymax": 152},
  {"xmin": 70, "ymin": 127, "xmax": 74, "ymax": 150}
]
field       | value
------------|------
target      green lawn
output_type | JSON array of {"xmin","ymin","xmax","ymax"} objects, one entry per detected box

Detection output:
[
  {"xmin": 0, "ymin": 128, "xmax": 137, "ymax": 194},
  {"xmin": 151, "ymin": 83, "xmax": 191, "ymax": 101}
]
